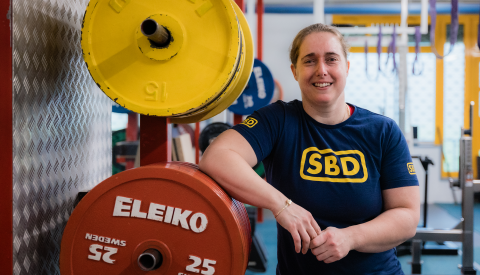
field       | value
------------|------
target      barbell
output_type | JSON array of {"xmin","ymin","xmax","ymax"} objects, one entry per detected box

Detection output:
[
  {"xmin": 61, "ymin": 1, "xmax": 255, "ymax": 274},
  {"xmin": 82, "ymin": 0, "xmax": 253, "ymax": 122}
]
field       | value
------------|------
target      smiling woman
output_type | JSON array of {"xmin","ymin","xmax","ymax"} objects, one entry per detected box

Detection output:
[
  {"xmin": 199, "ymin": 23, "xmax": 420, "ymax": 275},
  {"xmin": 290, "ymin": 29, "xmax": 351, "ymax": 125}
]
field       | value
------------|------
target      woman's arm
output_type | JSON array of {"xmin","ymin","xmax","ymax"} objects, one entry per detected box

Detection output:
[
  {"xmin": 346, "ymin": 186, "xmax": 420, "ymax": 252},
  {"xmin": 199, "ymin": 129, "xmax": 321, "ymax": 254},
  {"xmin": 310, "ymin": 186, "xmax": 419, "ymax": 263}
]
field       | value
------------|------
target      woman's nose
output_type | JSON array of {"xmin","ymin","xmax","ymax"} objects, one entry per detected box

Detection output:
[{"xmin": 316, "ymin": 61, "xmax": 328, "ymax": 76}]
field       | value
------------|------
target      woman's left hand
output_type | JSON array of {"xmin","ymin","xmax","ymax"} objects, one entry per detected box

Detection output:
[{"xmin": 309, "ymin": 227, "xmax": 353, "ymax": 263}]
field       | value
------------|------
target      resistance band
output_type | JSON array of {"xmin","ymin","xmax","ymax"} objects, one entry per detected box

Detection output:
[
  {"xmin": 430, "ymin": 0, "xmax": 459, "ymax": 59},
  {"xmin": 364, "ymin": 25, "xmax": 383, "ymax": 80},
  {"xmin": 412, "ymin": 26, "xmax": 424, "ymax": 75},
  {"xmin": 385, "ymin": 24, "xmax": 397, "ymax": 74}
]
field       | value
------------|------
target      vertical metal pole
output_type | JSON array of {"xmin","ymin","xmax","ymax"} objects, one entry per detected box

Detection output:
[
  {"xmin": 398, "ymin": 44, "xmax": 408, "ymax": 134},
  {"xmin": 126, "ymin": 113, "xmax": 138, "ymax": 169},
  {"xmin": 411, "ymin": 239, "xmax": 423, "ymax": 274},
  {"xmin": 234, "ymin": 0, "xmax": 246, "ymax": 128},
  {"xmin": 460, "ymin": 134, "xmax": 476, "ymax": 274},
  {"xmin": 234, "ymin": 0, "xmax": 245, "ymax": 11},
  {"xmin": 195, "ymin": 122, "xmax": 200, "ymax": 164},
  {"xmin": 313, "ymin": 0, "xmax": 325, "ymax": 24},
  {"xmin": 139, "ymin": 116, "xmax": 172, "ymax": 166},
  {"xmin": 0, "ymin": 0, "xmax": 12, "ymax": 273},
  {"xmin": 257, "ymin": 0, "xmax": 263, "ymax": 61},
  {"xmin": 423, "ymin": 170, "xmax": 428, "ymax": 228},
  {"xmin": 398, "ymin": 0, "xmax": 408, "ymax": 134}
]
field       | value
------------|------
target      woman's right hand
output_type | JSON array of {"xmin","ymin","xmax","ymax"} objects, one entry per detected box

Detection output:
[{"xmin": 275, "ymin": 202, "xmax": 322, "ymax": 254}]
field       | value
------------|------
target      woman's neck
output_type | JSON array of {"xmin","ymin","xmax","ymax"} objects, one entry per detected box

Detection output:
[{"xmin": 302, "ymin": 99, "xmax": 349, "ymax": 125}]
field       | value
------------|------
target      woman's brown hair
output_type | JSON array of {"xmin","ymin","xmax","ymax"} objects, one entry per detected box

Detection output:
[{"xmin": 289, "ymin": 24, "xmax": 350, "ymax": 68}]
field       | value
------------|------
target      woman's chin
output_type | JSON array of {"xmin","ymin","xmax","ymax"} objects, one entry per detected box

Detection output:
[{"xmin": 306, "ymin": 96, "xmax": 336, "ymax": 106}]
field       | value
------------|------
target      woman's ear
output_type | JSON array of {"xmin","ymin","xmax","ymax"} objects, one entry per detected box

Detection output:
[{"xmin": 291, "ymin": 63, "xmax": 298, "ymax": 81}]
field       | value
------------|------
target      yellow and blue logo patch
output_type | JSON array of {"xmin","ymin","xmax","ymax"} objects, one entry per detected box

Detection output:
[
  {"xmin": 241, "ymin": 117, "xmax": 258, "ymax": 128},
  {"xmin": 300, "ymin": 147, "xmax": 368, "ymax": 183},
  {"xmin": 407, "ymin": 162, "xmax": 416, "ymax": 175}
]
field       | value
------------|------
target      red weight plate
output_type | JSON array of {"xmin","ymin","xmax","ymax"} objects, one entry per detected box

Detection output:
[
  {"xmin": 61, "ymin": 162, "xmax": 251, "ymax": 275},
  {"xmin": 173, "ymin": 162, "xmax": 252, "ymax": 258}
]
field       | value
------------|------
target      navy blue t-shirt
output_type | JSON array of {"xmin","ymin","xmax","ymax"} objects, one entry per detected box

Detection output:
[{"xmin": 232, "ymin": 100, "xmax": 419, "ymax": 275}]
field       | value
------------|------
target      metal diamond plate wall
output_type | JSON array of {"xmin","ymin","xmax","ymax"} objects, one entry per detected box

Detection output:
[{"xmin": 12, "ymin": 0, "xmax": 112, "ymax": 274}]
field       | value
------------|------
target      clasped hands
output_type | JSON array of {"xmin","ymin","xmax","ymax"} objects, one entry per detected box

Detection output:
[{"xmin": 275, "ymin": 202, "xmax": 352, "ymax": 264}]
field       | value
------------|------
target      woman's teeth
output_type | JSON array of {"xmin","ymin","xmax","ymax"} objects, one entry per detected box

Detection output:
[{"xmin": 314, "ymin": 83, "xmax": 331, "ymax": 87}]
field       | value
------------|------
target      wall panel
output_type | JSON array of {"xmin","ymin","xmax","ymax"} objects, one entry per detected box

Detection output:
[{"xmin": 11, "ymin": 0, "xmax": 112, "ymax": 274}]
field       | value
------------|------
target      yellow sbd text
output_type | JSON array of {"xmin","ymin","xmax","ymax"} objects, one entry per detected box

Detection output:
[{"xmin": 300, "ymin": 147, "xmax": 368, "ymax": 183}]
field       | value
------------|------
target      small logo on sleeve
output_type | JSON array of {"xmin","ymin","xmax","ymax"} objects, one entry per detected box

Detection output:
[
  {"xmin": 407, "ymin": 162, "xmax": 416, "ymax": 175},
  {"xmin": 241, "ymin": 117, "xmax": 258, "ymax": 128}
]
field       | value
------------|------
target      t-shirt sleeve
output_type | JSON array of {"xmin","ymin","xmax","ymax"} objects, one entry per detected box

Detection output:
[
  {"xmin": 380, "ymin": 121, "xmax": 419, "ymax": 190},
  {"xmin": 231, "ymin": 102, "xmax": 285, "ymax": 162}
]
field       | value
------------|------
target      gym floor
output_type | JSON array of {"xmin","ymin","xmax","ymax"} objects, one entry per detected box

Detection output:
[{"xmin": 246, "ymin": 204, "xmax": 480, "ymax": 275}]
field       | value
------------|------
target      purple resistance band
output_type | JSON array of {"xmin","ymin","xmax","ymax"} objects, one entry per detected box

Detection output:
[
  {"xmin": 391, "ymin": 24, "xmax": 397, "ymax": 72},
  {"xmin": 383, "ymin": 25, "xmax": 397, "ymax": 75},
  {"xmin": 377, "ymin": 25, "xmax": 383, "ymax": 72},
  {"xmin": 430, "ymin": 0, "xmax": 458, "ymax": 59},
  {"xmin": 365, "ymin": 25, "xmax": 383, "ymax": 80},
  {"xmin": 412, "ymin": 26, "xmax": 424, "ymax": 75}
]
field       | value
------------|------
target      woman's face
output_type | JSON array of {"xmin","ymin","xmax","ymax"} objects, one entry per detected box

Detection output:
[{"xmin": 291, "ymin": 32, "xmax": 350, "ymax": 107}]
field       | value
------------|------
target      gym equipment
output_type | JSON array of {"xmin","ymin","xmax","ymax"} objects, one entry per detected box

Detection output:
[
  {"xmin": 228, "ymin": 58, "xmax": 274, "ymax": 115},
  {"xmin": 63, "ymin": 1, "xmax": 256, "ymax": 274},
  {"xmin": 199, "ymin": 122, "xmax": 231, "ymax": 153},
  {"xmin": 113, "ymin": 140, "xmax": 139, "ymax": 167},
  {"xmin": 82, "ymin": 0, "xmax": 253, "ymax": 121},
  {"xmin": 112, "ymin": 129, "xmax": 127, "ymax": 175},
  {"xmin": 396, "ymin": 156, "xmax": 458, "ymax": 258},
  {"xmin": 245, "ymin": 207, "xmax": 268, "ymax": 272},
  {"xmin": 61, "ymin": 162, "xmax": 251, "ymax": 275},
  {"xmin": 171, "ymin": 1, "xmax": 255, "ymax": 124},
  {"xmin": 198, "ymin": 122, "xmax": 265, "ymax": 177},
  {"xmin": 409, "ymin": 102, "xmax": 477, "ymax": 274},
  {"xmin": 112, "ymin": 104, "xmax": 133, "ymax": 114}
]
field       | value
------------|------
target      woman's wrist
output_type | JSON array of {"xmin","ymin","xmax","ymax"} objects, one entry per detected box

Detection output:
[
  {"xmin": 268, "ymin": 192, "xmax": 289, "ymax": 215},
  {"xmin": 343, "ymin": 225, "xmax": 362, "ymax": 251},
  {"xmin": 274, "ymin": 199, "xmax": 292, "ymax": 218}
]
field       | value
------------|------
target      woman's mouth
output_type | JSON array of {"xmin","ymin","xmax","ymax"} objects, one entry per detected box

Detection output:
[{"xmin": 313, "ymin": 83, "xmax": 332, "ymax": 88}]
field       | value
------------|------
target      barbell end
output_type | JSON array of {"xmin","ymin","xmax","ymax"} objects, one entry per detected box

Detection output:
[
  {"xmin": 137, "ymin": 249, "xmax": 163, "ymax": 271},
  {"xmin": 141, "ymin": 19, "xmax": 170, "ymax": 46}
]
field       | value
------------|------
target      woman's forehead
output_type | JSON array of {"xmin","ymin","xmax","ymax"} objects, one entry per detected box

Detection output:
[{"xmin": 299, "ymin": 32, "xmax": 343, "ymax": 55}]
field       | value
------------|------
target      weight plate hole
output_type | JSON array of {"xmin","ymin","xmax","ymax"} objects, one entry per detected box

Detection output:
[
  {"xmin": 138, "ymin": 249, "xmax": 163, "ymax": 271},
  {"xmin": 141, "ymin": 19, "xmax": 172, "ymax": 48}
]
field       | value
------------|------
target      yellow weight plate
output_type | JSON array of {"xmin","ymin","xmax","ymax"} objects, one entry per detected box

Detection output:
[
  {"xmin": 170, "ymin": 1, "xmax": 254, "ymax": 123},
  {"xmin": 170, "ymin": 19, "xmax": 246, "ymax": 123},
  {"xmin": 82, "ymin": 0, "xmax": 241, "ymax": 116}
]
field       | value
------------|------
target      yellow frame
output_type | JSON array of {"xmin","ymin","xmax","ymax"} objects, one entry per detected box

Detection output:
[{"xmin": 333, "ymin": 14, "xmax": 479, "ymax": 179}]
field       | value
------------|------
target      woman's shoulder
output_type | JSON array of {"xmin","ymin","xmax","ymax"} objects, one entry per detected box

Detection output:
[
  {"xmin": 255, "ymin": 99, "xmax": 302, "ymax": 117},
  {"xmin": 353, "ymin": 105, "xmax": 397, "ymax": 126}
]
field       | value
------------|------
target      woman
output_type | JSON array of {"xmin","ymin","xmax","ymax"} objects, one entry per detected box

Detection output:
[{"xmin": 199, "ymin": 24, "xmax": 419, "ymax": 275}]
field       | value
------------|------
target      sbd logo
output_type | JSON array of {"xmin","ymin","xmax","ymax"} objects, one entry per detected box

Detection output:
[{"xmin": 300, "ymin": 147, "xmax": 368, "ymax": 183}]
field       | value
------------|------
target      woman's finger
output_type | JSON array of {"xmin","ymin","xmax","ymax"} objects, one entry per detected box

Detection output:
[
  {"xmin": 311, "ymin": 219, "xmax": 322, "ymax": 235},
  {"xmin": 318, "ymin": 253, "xmax": 334, "ymax": 263},
  {"xmin": 306, "ymin": 226, "xmax": 318, "ymax": 242},
  {"xmin": 290, "ymin": 228, "xmax": 302, "ymax": 253},
  {"xmin": 299, "ymin": 229, "xmax": 311, "ymax": 254}
]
